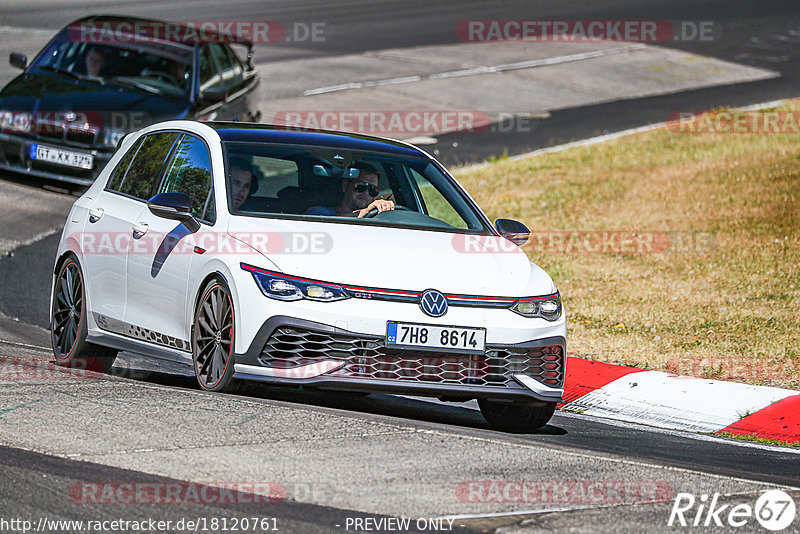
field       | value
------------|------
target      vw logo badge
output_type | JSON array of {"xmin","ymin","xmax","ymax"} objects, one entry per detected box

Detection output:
[{"xmin": 419, "ymin": 289, "xmax": 448, "ymax": 317}]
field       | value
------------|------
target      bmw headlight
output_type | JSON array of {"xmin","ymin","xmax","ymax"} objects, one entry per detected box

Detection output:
[
  {"xmin": 103, "ymin": 128, "xmax": 126, "ymax": 148},
  {"xmin": 0, "ymin": 110, "xmax": 32, "ymax": 133},
  {"xmin": 511, "ymin": 293, "xmax": 562, "ymax": 320},
  {"xmin": 241, "ymin": 263, "xmax": 350, "ymax": 302}
]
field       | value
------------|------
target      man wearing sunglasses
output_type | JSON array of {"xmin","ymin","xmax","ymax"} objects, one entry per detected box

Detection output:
[{"xmin": 307, "ymin": 161, "xmax": 395, "ymax": 218}]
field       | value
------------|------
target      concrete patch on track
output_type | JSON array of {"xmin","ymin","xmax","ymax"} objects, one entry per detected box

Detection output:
[
  {"xmin": 0, "ymin": 179, "xmax": 74, "ymax": 256},
  {"xmin": 259, "ymin": 41, "xmax": 779, "ymax": 139}
]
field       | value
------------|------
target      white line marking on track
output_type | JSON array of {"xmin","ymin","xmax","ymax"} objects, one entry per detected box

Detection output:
[
  {"xmin": 0, "ymin": 338, "xmax": 49, "ymax": 351},
  {"xmin": 304, "ymin": 45, "xmax": 645, "ymax": 95}
]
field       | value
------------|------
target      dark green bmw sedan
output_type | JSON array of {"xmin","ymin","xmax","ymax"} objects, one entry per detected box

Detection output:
[{"xmin": 0, "ymin": 15, "xmax": 261, "ymax": 185}]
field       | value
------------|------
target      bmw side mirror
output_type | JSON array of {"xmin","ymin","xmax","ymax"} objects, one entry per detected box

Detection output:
[
  {"xmin": 9, "ymin": 53, "xmax": 27, "ymax": 70},
  {"xmin": 200, "ymin": 87, "xmax": 226, "ymax": 104},
  {"xmin": 147, "ymin": 192, "xmax": 200, "ymax": 232},
  {"xmin": 495, "ymin": 219, "xmax": 530, "ymax": 246}
]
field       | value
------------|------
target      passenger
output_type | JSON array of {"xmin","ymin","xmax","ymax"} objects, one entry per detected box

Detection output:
[{"xmin": 306, "ymin": 162, "xmax": 394, "ymax": 218}]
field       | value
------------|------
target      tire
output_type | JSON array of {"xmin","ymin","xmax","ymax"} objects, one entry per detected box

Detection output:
[
  {"xmin": 192, "ymin": 278, "xmax": 238, "ymax": 392},
  {"xmin": 478, "ymin": 399, "xmax": 557, "ymax": 433},
  {"xmin": 51, "ymin": 255, "xmax": 117, "ymax": 372}
]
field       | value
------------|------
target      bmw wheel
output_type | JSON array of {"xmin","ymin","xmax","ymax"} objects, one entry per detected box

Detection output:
[
  {"xmin": 478, "ymin": 399, "xmax": 556, "ymax": 433},
  {"xmin": 192, "ymin": 279, "xmax": 237, "ymax": 392},
  {"xmin": 51, "ymin": 255, "xmax": 117, "ymax": 371}
]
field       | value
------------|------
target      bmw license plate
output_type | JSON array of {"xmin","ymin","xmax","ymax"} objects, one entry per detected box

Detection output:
[
  {"xmin": 386, "ymin": 322, "xmax": 486, "ymax": 353},
  {"xmin": 30, "ymin": 143, "xmax": 93, "ymax": 170}
]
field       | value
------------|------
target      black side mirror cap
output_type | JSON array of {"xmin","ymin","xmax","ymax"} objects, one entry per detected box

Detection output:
[
  {"xmin": 9, "ymin": 53, "xmax": 27, "ymax": 70},
  {"xmin": 147, "ymin": 192, "xmax": 200, "ymax": 232},
  {"xmin": 200, "ymin": 87, "xmax": 226, "ymax": 104},
  {"xmin": 495, "ymin": 218, "xmax": 530, "ymax": 246}
]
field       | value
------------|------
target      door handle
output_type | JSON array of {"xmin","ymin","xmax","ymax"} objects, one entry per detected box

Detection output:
[
  {"xmin": 88, "ymin": 208, "xmax": 104, "ymax": 222},
  {"xmin": 132, "ymin": 222, "xmax": 149, "ymax": 238}
]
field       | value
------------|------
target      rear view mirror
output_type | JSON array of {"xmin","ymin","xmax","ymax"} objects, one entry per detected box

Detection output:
[
  {"xmin": 312, "ymin": 164, "xmax": 331, "ymax": 177},
  {"xmin": 495, "ymin": 219, "xmax": 530, "ymax": 246},
  {"xmin": 9, "ymin": 53, "xmax": 27, "ymax": 70}
]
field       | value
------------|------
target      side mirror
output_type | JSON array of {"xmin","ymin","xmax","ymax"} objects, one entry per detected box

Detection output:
[
  {"xmin": 495, "ymin": 218, "xmax": 530, "ymax": 246},
  {"xmin": 147, "ymin": 192, "xmax": 200, "ymax": 232},
  {"xmin": 199, "ymin": 87, "xmax": 226, "ymax": 104},
  {"xmin": 9, "ymin": 53, "xmax": 27, "ymax": 70}
]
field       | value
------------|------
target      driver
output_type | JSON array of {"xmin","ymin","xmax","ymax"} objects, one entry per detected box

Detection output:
[
  {"xmin": 84, "ymin": 47, "xmax": 107, "ymax": 77},
  {"xmin": 307, "ymin": 162, "xmax": 395, "ymax": 218},
  {"xmin": 229, "ymin": 156, "xmax": 255, "ymax": 210}
]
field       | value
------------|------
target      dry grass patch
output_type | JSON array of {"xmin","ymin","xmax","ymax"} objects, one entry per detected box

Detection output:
[{"xmin": 454, "ymin": 102, "xmax": 800, "ymax": 388}]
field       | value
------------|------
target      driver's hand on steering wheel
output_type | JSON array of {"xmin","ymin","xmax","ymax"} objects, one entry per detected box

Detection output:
[{"xmin": 356, "ymin": 199, "xmax": 395, "ymax": 218}]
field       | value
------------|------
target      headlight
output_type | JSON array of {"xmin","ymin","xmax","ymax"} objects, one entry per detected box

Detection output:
[
  {"xmin": 103, "ymin": 128, "xmax": 126, "ymax": 148},
  {"xmin": 511, "ymin": 293, "xmax": 562, "ymax": 320},
  {"xmin": 0, "ymin": 110, "xmax": 32, "ymax": 133},
  {"xmin": 241, "ymin": 263, "xmax": 350, "ymax": 302}
]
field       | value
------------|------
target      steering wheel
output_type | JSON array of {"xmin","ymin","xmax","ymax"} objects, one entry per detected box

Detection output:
[
  {"xmin": 364, "ymin": 205, "xmax": 410, "ymax": 218},
  {"xmin": 140, "ymin": 68, "xmax": 178, "ymax": 85}
]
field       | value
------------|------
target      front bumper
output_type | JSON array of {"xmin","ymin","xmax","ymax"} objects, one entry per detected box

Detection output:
[
  {"xmin": 234, "ymin": 316, "xmax": 565, "ymax": 403},
  {"xmin": 0, "ymin": 131, "xmax": 112, "ymax": 185}
]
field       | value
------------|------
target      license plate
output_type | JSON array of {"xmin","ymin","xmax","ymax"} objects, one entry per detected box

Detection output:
[
  {"xmin": 30, "ymin": 143, "xmax": 93, "ymax": 170},
  {"xmin": 386, "ymin": 322, "xmax": 486, "ymax": 353}
]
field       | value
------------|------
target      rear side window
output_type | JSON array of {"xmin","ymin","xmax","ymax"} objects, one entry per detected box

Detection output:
[
  {"xmin": 106, "ymin": 137, "xmax": 143, "ymax": 191},
  {"xmin": 158, "ymin": 135, "xmax": 215, "ymax": 222},
  {"xmin": 117, "ymin": 132, "xmax": 180, "ymax": 200}
]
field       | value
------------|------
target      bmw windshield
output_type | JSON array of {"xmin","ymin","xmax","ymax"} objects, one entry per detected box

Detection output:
[
  {"xmin": 224, "ymin": 142, "xmax": 490, "ymax": 233},
  {"xmin": 30, "ymin": 31, "xmax": 193, "ymax": 98}
]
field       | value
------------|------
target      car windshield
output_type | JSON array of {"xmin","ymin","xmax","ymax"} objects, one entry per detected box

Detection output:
[
  {"xmin": 31, "ymin": 31, "xmax": 193, "ymax": 98},
  {"xmin": 224, "ymin": 142, "xmax": 488, "ymax": 232}
]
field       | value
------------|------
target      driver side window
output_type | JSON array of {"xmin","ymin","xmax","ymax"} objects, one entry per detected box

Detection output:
[{"xmin": 158, "ymin": 134, "xmax": 215, "ymax": 223}]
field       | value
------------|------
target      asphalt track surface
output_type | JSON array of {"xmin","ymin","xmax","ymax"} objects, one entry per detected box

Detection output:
[{"xmin": 1, "ymin": 1, "xmax": 800, "ymax": 532}]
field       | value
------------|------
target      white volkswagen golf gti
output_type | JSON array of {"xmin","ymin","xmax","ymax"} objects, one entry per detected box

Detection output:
[{"xmin": 50, "ymin": 120, "xmax": 566, "ymax": 432}]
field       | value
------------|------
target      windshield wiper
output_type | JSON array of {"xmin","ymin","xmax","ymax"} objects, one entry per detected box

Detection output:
[{"xmin": 109, "ymin": 77, "xmax": 161, "ymax": 94}]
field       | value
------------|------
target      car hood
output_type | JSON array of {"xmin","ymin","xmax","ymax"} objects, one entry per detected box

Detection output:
[
  {"xmin": 227, "ymin": 217, "xmax": 556, "ymax": 297},
  {"xmin": 0, "ymin": 72, "xmax": 189, "ymax": 128}
]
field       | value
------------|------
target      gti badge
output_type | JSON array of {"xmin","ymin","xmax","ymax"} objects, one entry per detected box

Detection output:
[{"xmin": 420, "ymin": 289, "xmax": 448, "ymax": 317}]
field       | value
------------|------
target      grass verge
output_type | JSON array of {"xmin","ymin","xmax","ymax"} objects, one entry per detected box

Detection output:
[{"xmin": 454, "ymin": 102, "xmax": 800, "ymax": 389}]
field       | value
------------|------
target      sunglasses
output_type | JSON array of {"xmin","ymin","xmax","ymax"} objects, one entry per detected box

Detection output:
[{"xmin": 352, "ymin": 181, "xmax": 380, "ymax": 197}]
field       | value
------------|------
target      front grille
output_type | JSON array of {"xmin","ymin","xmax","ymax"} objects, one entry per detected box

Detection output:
[
  {"xmin": 260, "ymin": 327, "xmax": 564, "ymax": 388},
  {"xmin": 66, "ymin": 127, "xmax": 95, "ymax": 145},
  {"xmin": 38, "ymin": 123, "xmax": 65, "ymax": 140}
]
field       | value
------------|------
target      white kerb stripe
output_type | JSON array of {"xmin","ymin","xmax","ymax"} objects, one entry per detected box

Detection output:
[{"xmin": 561, "ymin": 371, "xmax": 797, "ymax": 433}]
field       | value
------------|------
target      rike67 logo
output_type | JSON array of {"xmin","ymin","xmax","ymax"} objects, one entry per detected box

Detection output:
[{"xmin": 668, "ymin": 490, "xmax": 796, "ymax": 531}]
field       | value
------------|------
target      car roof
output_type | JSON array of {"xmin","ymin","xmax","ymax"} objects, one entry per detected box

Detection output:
[
  {"xmin": 68, "ymin": 15, "xmax": 253, "ymax": 47},
  {"xmin": 207, "ymin": 122, "xmax": 427, "ymax": 157}
]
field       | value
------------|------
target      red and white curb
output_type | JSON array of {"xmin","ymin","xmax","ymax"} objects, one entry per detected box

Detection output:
[{"xmin": 561, "ymin": 357, "xmax": 800, "ymax": 444}]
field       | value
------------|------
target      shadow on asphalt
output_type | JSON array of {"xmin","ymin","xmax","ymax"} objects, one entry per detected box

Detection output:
[{"xmin": 108, "ymin": 352, "xmax": 569, "ymax": 437}]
